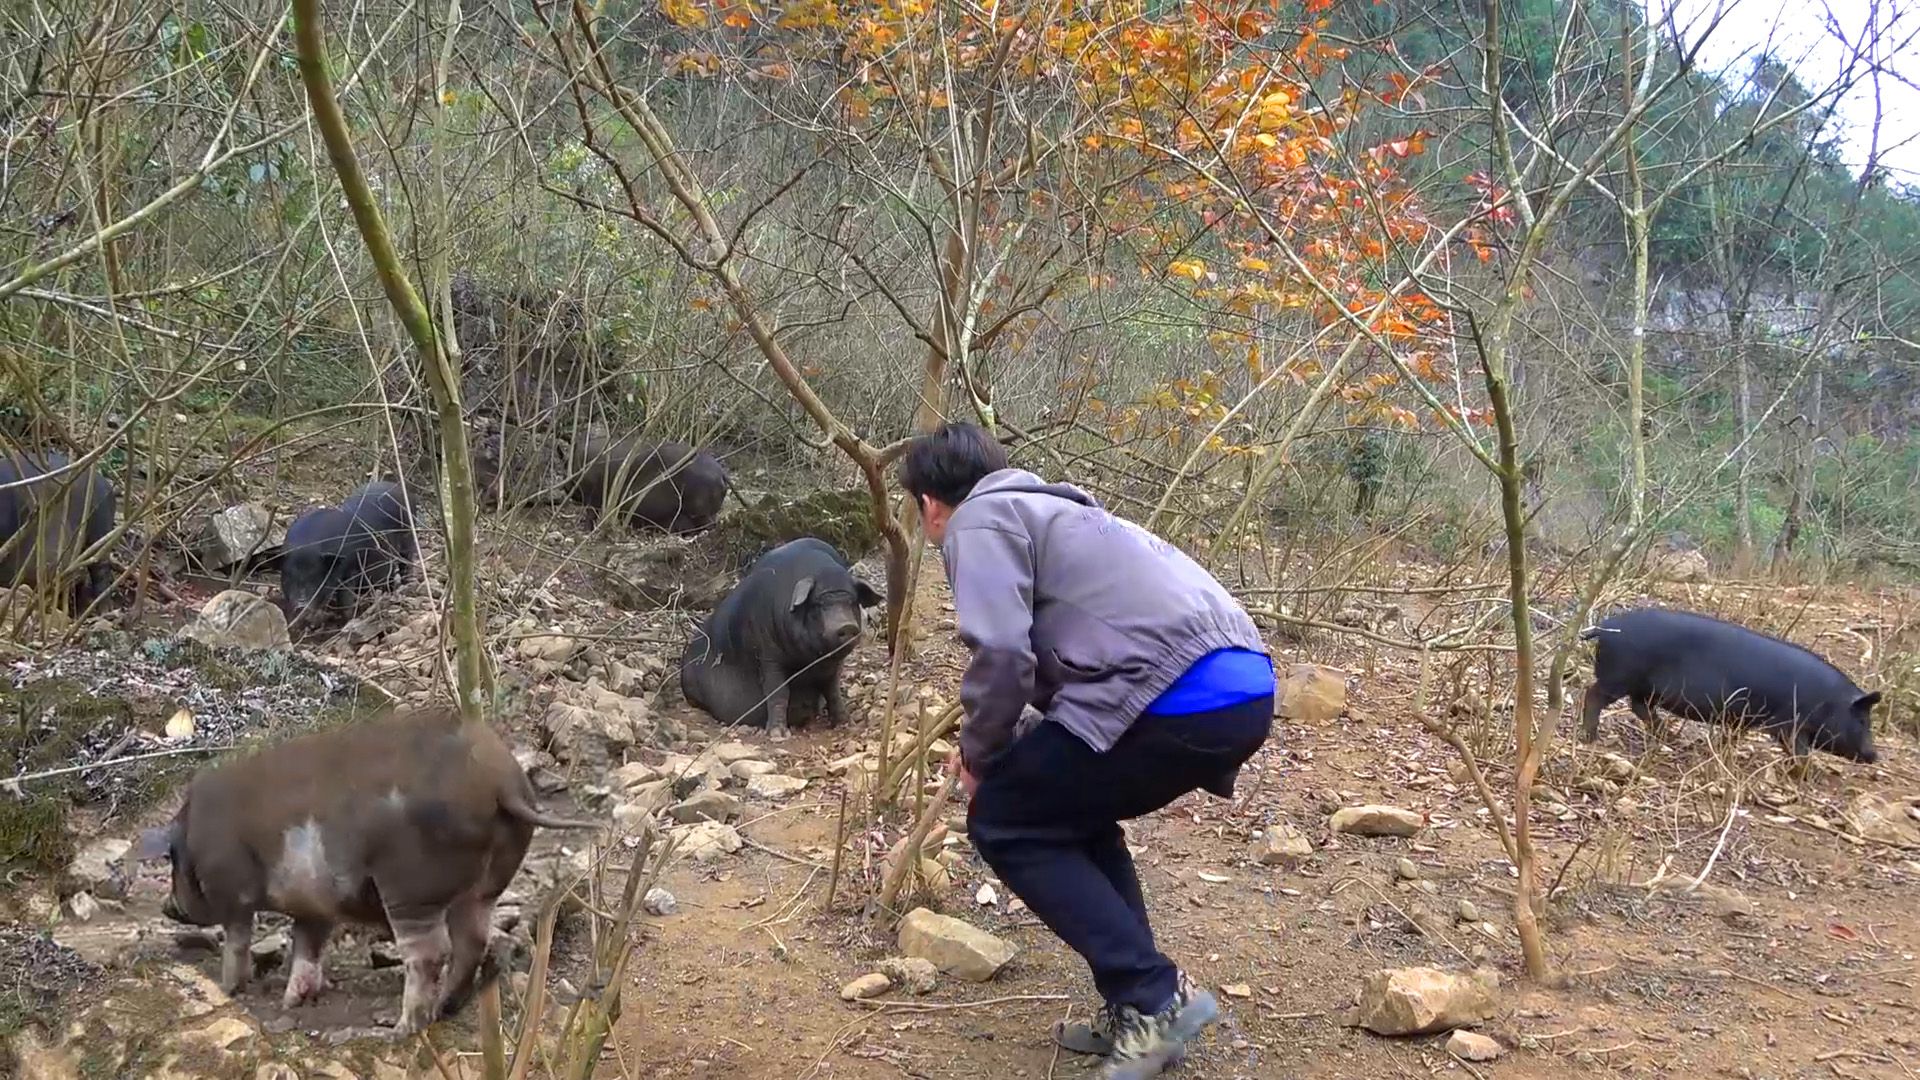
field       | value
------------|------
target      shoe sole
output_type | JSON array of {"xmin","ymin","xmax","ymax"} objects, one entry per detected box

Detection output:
[
  {"xmin": 1098, "ymin": 991, "xmax": 1218, "ymax": 1080},
  {"xmin": 1054, "ymin": 1024, "xmax": 1188, "ymax": 1068}
]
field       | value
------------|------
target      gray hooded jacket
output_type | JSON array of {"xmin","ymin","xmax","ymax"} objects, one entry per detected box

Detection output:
[{"xmin": 942, "ymin": 469, "xmax": 1268, "ymax": 772}]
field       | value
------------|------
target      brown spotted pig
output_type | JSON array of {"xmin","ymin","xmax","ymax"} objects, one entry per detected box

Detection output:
[{"xmin": 134, "ymin": 708, "xmax": 597, "ymax": 1035}]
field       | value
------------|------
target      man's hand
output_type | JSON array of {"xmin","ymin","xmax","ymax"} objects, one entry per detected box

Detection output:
[{"xmin": 947, "ymin": 746, "xmax": 978, "ymax": 798}]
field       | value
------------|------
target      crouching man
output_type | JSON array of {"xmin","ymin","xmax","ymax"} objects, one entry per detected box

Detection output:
[{"xmin": 898, "ymin": 422, "xmax": 1275, "ymax": 1079}]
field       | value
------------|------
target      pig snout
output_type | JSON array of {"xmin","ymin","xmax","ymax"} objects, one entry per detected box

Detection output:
[{"xmin": 824, "ymin": 609, "xmax": 860, "ymax": 645}]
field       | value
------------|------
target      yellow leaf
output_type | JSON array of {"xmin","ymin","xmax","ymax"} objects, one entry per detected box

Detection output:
[
  {"xmin": 1167, "ymin": 258, "xmax": 1207, "ymax": 281},
  {"xmin": 440, "ymin": 90, "xmax": 457, "ymax": 106},
  {"xmin": 1237, "ymin": 255, "xmax": 1271, "ymax": 273}
]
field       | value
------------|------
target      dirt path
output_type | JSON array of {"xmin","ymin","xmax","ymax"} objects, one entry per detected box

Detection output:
[{"xmin": 603, "ymin": 579, "xmax": 1920, "ymax": 1080}]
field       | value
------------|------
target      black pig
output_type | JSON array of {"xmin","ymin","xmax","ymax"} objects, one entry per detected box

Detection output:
[
  {"xmin": 0, "ymin": 450, "xmax": 116, "ymax": 611},
  {"xmin": 680, "ymin": 537, "xmax": 883, "ymax": 740},
  {"xmin": 1579, "ymin": 607, "xmax": 1880, "ymax": 764},
  {"xmin": 277, "ymin": 480, "xmax": 418, "ymax": 628},
  {"xmin": 569, "ymin": 434, "xmax": 729, "ymax": 535}
]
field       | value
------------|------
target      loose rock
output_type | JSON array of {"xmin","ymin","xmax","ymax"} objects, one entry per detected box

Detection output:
[
  {"xmin": 673, "ymin": 821, "xmax": 744, "ymax": 863},
  {"xmin": 731, "ymin": 759, "xmax": 778, "ymax": 781},
  {"xmin": 709, "ymin": 742, "xmax": 765, "ymax": 764},
  {"xmin": 898, "ymin": 907, "xmax": 1018, "ymax": 983},
  {"xmin": 1849, "ymin": 793, "xmax": 1920, "ymax": 847},
  {"xmin": 1394, "ymin": 857, "xmax": 1420, "ymax": 881},
  {"xmin": 186, "ymin": 1016, "xmax": 257, "ymax": 1051},
  {"xmin": 643, "ymin": 888, "xmax": 679, "ymax": 916},
  {"xmin": 840, "ymin": 973, "xmax": 893, "ymax": 1001},
  {"xmin": 1256, "ymin": 824, "xmax": 1313, "ymax": 868},
  {"xmin": 64, "ymin": 838, "xmax": 131, "ymax": 900},
  {"xmin": 746, "ymin": 773, "xmax": 809, "ymax": 800},
  {"xmin": 1279, "ymin": 663, "xmax": 1348, "ymax": 723},
  {"xmin": 1455, "ymin": 900, "xmax": 1481, "ymax": 923},
  {"xmin": 668, "ymin": 789, "xmax": 741, "ymax": 824},
  {"xmin": 178, "ymin": 590, "xmax": 290, "ymax": 652},
  {"xmin": 1330, "ymin": 805, "xmax": 1425, "ymax": 838},
  {"xmin": 195, "ymin": 503, "xmax": 284, "ymax": 572},
  {"xmin": 877, "ymin": 956, "xmax": 939, "ymax": 995},
  {"xmin": 1446, "ymin": 1030, "xmax": 1504, "ymax": 1062},
  {"xmin": 1353, "ymin": 967, "xmax": 1497, "ymax": 1036}
]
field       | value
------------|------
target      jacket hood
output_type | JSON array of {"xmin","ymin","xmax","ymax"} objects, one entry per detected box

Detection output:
[{"xmin": 962, "ymin": 468, "xmax": 1100, "ymax": 509}]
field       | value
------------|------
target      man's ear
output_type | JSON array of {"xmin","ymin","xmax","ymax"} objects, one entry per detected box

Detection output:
[{"xmin": 790, "ymin": 576, "xmax": 815, "ymax": 610}]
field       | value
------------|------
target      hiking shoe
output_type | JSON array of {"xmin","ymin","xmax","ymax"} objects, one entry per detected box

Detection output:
[
  {"xmin": 1098, "ymin": 975, "xmax": 1218, "ymax": 1080},
  {"xmin": 1055, "ymin": 1004, "xmax": 1189, "ymax": 1067}
]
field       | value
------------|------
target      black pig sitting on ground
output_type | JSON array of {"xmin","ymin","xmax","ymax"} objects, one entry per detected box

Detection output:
[
  {"xmin": 568, "ymin": 433, "xmax": 729, "ymax": 535},
  {"xmin": 1579, "ymin": 607, "xmax": 1880, "ymax": 765},
  {"xmin": 0, "ymin": 450, "xmax": 116, "ymax": 611},
  {"xmin": 274, "ymin": 479, "xmax": 418, "ymax": 629},
  {"xmin": 680, "ymin": 537, "xmax": 883, "ymax": 740}
]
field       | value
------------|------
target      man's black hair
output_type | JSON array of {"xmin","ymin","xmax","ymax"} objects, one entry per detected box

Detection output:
[{"xmin": 897, "ymin": 422, "xmax": 1010, "ymax": 507}]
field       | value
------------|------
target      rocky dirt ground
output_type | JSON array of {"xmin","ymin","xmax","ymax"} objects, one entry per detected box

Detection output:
[{"xmin": 3, "ymin": 458, "xmax": 1918, "ymax": 1080}]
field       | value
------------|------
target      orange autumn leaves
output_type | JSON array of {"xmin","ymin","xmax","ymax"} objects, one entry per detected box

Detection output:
[{"xmin": 654, "ymin": 0, "xmax": 1495, "ymax": 444}]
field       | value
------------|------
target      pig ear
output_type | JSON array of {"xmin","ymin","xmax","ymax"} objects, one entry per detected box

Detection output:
[
  {"xmin": 790, "ymin": 576, "xmax": 815, "ymax": 610},
  {"xmin": 855, "ymin": 580, "xmax": 883, "ymax": 608},
  {"xmin": 133, "ymin": 824, "xmax": 176, "ymax": 861},
  {"xmin": 1856, "ymin": 691, "xmax": 1883, "ymax": 711}
]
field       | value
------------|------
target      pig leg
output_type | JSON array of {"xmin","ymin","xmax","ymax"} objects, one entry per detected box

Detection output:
[
  {"xmin": 761, "ymin": 660, "xmax": 793, "ymax": 741},
  {"xmin": 1627, "ymin": 694, "xmax": 1669, "ymax": 744},
  {"xmin": 435, "ymin": 893, "xmax": 495, "ymax": 1020},
  {"xmin": 282, "ymin": 917, "xmax": 334, "ymax": 1008},
  {"xmin": 825, "ymin": 678, "xmax": 850, "ymax": 728},
  {"xmin": 1577, "ymin": 685, "xmax": 1611, "ymax": 743},
  {"xmin": 219, "ymin": 917, "xmax": 255, "ymax": 996},
  {"xmin": 389, "ymin": 912, "xmax": 452, "ymax": 1036}
]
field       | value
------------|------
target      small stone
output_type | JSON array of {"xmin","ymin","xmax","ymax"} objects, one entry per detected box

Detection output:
[
  {"xmin": 1279, "ymin": 663, "xmax": 1348, "ymax": 723},
  {"xmin": 746, "ymin": 773, "xmax": 809, "ymax": 800},
  {"xmin": 195, "ymin": 503, "xmax": 284, "ymax": 573},
  {"xmin": 1456, "ymin": 900, "xmax": 1481, "ymax": 923},
  {"xmin": 1394, "ymin": 857, "xmax": 1420, "ymax": 881},
  {"xmin": 877, "ymin": 956, "xmax": 938, "ymax": 995},
  {"xmin": 178, "ymin": 589, "xmax": 290, "ymax": 651},
  {"xmin": 251, "ymin": 931, "xmax": 286, "ymax": 971},
  {"xmin": 708, "ymin": 742, "xmax": 765, "ymax": 764},
  {"xmin": 672, "ymin": 821, "xmax": 744, "ymax": 863},
  {"xmin": 643, "ymin": 888, "xmax": 678, "ymax": 916},
  {"xmin": 1599, "ymin": 752, "xmax": 1638, "ymax": 782},
  {"xmin": 898, "ymin": 907, "xmax": 1018, "ymax": 983},
  {"xmin": 1353, "ymin": 967, "xmax": 1497, "ymax": 1036},
  {"xmin": 187, "ymin": 1016, "xmax": 257, "ymax": 1051},
  {"xmin": 517, "ymin": 632, "xmax": 579, "ymax": 663},
  {"xmin": 1256, "ymin": 824, "xmax": 1313, "ymax": 868},
  {"xmin": 65, "ymin": 837, "xmax": 132, "ymax": 899},
  {"xmin": 611, "ymin": 761, "xmax": 661, "ymax": 790},
  {"xmin": 1329, "ymin": 805, "xmax": 1425, "ymax": 838},
  {"xmin": 1221, "ymin": 983, "xmax": 1253, "ymax": 999},
  {"xmin": 840, "ymin": 973, "xmax": 893, "ymax": 1001},
  {"xmin": 1446, "ymin": 1030, "xmax": 1504, "ymax": 1062},
  {"xmin": 976, "ymin": 882, "xmax": 999, "ymax": 906},
  {"xmin": 667, "ymin": 789, "xmax": 741, "ymax": 824},
  {"xmin": 1849, "ymin": 793, "xmax": 1920, "ymax": 847},
  {"xmin": 65, "ymin": 892, "xmax": 100, "ymax": 922},
  {"xmin": 730, "ymin": 759, "xmax": 777, "ymax": 781}
]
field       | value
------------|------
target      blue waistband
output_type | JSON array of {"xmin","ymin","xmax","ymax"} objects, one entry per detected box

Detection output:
[{"xmin": 1146, "ymin": 647, "xmax": 1275, "ymax": 716}]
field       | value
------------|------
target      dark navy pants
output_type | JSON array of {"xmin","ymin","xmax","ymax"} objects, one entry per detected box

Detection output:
[{"xmin": 966, "ymin": 697, "xmax": 1273, "ymax": 1013}]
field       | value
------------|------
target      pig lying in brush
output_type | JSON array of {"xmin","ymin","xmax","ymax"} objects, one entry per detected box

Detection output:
[
  {"xmin": 0, "ymin": 450, "xmax": 116, "ymax": 610},
  {"xmin": 568, "ymin": 433, "xmax": 730, "ymax": 535},
  {"xmin": 1579, "ymin": 607, "xmax": 1880, "ymax": 765},
  {"xmin": 135, "ymin": 709, "xmax": 597, "ymax": 1034},
  {"xmin": 680, "ymin": 537, "xmax": 883, "ymax": 740}
]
